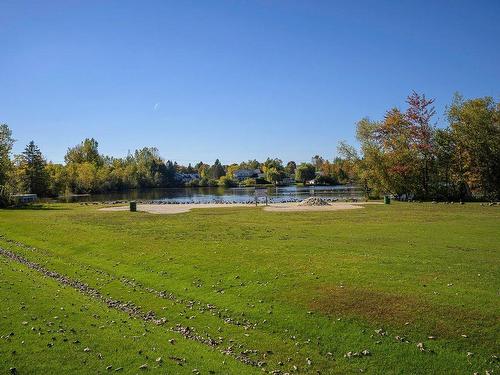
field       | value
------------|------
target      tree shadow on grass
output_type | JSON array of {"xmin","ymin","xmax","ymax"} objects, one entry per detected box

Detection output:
[
  {"xmin": 4, "ymin": 204, "xmax": 70, "ymax": 211},
  {"xmin": 310, "ymin": 285, "xmax": 499, "ymax": 346}
]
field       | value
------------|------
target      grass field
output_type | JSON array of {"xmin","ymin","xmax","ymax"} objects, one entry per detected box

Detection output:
[{"xmin": 0, "ymin": 202, "xmax": 499, "ymax": 374}]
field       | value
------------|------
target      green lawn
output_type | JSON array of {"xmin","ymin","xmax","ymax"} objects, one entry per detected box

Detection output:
[{"xmin": 0, "ymin": 202, "xmax": 499, "ymax": 374}]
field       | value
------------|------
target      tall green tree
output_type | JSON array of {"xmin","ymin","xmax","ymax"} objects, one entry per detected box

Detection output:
[
  {"xmin": 196, "ymin": 162, "xmax": 210, "ymax": 179},
  {"xmin": 405, "ymin": 91, "xmax": 436, "ymax": 198},
  {"xmin": 209, "ymin": 159, "xmax": 226, "ymax": 179},
  {"xmin": 0, "ymin": 124, "xmax": 15, "ymax": 205},
  {"xmin": 239, "ymin": 159, "xmax": 260, "ymax": 170},
  {"xmin": 434, "ymin": 128, "xmax": 469, "ymax": 199},
  {"xmin": 311, "ymin": 155, "xmax": 325, "ymax": 171},
  {"xmin": 447, "ymin": 94, "xmax": 500, "ymax": 199},
  {"xmin": 265, "ymin": 167, "xmax": 283, "ymax": 185},
  {"xmin": 0, "ymin": 124, "xmax": 14, "ymax": 187},
  {"xmin": 45, "ymin": 162, "xmax": 69, "ymax": 196},
  {"xmin": 134, "ymin": 147, "xmax": 165, "ymax": 188},
  {"xmin": 65, "ymin": 138, "xmax": 102, "ymax": 166},
  {"xmin": 262, "ymin": 158, "xmax": 283, "ymax": 173},
  {"xmin": 285, "ymin": 161, "xmax": 296, "ymax": 176},
  {"xmin": 295, "ymin": 163, "xmax": 316, "ymax": 184},
  {"xmin": 19, "ymin": 141, "xmax": 49, "ymax": 196}
]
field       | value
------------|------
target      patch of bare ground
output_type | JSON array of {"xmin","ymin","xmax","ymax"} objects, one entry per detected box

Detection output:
[
  {"xmin": 99, "ymin": 202, "xmax": 379, "ymax": 214},
  {"xmin": 310, "ymin": 286, "xmax": 499, "ymax": 342}
]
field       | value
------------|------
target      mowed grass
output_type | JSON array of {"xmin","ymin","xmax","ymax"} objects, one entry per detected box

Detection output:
[{"xmin": 0, "ymin": 202, "xmax": 499, "ymax": 374}]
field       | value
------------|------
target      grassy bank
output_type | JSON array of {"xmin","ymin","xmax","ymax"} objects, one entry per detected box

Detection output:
[{"xmin": 0, "ymin": 202, "xmax": 498, "ymax": 374}]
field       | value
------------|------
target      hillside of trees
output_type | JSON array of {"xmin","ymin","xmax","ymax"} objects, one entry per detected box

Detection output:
[{"xmin": 0, "ymin": 92, "xmax": 498, "ymax": 206}]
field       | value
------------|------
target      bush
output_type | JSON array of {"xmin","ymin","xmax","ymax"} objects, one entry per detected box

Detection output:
[
  {"xmin": 241, "ymin": 178, "xmax": 256, "ymax": 186},
  {"xmin": 185, "ymin": 179, "xmax": 200, "ymax": 187},
  {"xmin": 198, "ymin": 177, "xmax": 218, "ymax": 187},
  {"xmin": 315, "ymin": 175, "xmax": 339, "ymax": 185},
  {"xmin": 207, "ymin": 179, "xmax": 219, "ymax": 187},
  {"xmin": 218, "ymin": 176, "xmax": 237, "ymax": 187}
]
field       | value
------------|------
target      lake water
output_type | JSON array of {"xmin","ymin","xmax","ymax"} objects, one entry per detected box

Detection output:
[{"xmin": 57, "ymin": 185, "xmax": 364, "ymax": 203}]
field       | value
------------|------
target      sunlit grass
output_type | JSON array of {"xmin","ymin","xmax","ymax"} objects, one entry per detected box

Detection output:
[{"xmin": 0, "ymin": 202, "xmax": 498, "ymax": 374}]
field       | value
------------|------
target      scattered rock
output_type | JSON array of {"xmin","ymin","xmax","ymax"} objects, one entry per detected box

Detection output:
[
  {"xmin": 375, "ymin": 329, "xmax": 387, "ymax": 336},
  {"xmin": 298, "ymin": 197, "xmax": 330, "ymax": 206},
  {"xmin": 395, "ymin": 335, "xmax": 409, "ymax": 343},
  {"xmin": 344, "ymin": 350, "xmax": 371, "ymax": 359}
]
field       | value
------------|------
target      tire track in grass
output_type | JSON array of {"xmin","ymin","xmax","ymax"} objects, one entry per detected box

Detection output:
[
  {"xmin": 0, "ymin": 246, "xmax": 263, "ymax": 368},
  {"xmin": 0, "ymin": 235, "xmax": 258, "ymax": 331},
  {"xmin": 0, "ymin": 236, "xmax": 323, "ymax": 373}
]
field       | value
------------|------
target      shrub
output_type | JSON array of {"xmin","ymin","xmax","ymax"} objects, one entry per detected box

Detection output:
[
  {"xmin": 241, "ymin": 178, "xmax": 256, "ymax": 186},
  {"xmin": 218, "ymin": 176, "xmax": 237, "ymax": 187}
]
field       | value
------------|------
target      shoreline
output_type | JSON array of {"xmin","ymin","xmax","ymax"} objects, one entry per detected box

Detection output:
[{"xmin": 100, "ymin": 201, "xmax": 380, "ymax": 215}]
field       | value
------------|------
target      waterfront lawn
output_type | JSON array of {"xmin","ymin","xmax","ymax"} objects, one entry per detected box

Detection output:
[{"xmin": 0, "ymin": 202, "xmax": 499, "ymax": 374}]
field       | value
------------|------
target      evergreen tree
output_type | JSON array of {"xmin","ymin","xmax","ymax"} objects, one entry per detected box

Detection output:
[
  {"xmin": 0, "ymin": 124, "xmax": 14, "ymax": 188},
  {"xmin": 20, "ymin": 141, "xmax": 49, "ymax": 196},
  {"xmin": 0, "ymin": 124, "xmax": 15, "ymax": 206},
  {"xmin": 209, "ymin": 159, "xmax": 226, "ymax": 179},
  {"xmin": 285, "ymin": 161, "xmax": 296, "ymax": 176}
]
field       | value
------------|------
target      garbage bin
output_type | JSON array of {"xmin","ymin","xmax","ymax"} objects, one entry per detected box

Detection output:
[
  {"xmin": 130, "ymin": 201, "xmax": 137, "ymax": 212},
  {"xmin": 384, "ymin": 195, "xmax": 391, "ymax": 204}
]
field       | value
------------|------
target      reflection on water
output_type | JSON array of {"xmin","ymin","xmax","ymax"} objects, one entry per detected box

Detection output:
[{"xmin": 56, "ymin": 185, "xmax": 364, "ymax": 203}]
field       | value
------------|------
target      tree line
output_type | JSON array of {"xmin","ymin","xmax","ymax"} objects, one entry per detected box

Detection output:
[
  {"xmin": 0, "ymin": 131, "xmax": 354, "ymax": 205},
  {"xmin": 0, "ymin": 92, "xmax": 498, "ymax": 206},
  {"xmin": 342, "ymin": 92, "xmax": 499, "ymax": 201}
]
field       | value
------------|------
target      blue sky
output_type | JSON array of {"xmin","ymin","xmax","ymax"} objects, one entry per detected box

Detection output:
[{"xmin": 1, "ymin": 0, "xmax": 499, "ymax": 165}]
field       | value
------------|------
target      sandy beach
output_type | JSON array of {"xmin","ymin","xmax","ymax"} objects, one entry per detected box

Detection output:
[{"xmin": 99, "ymin": 201, "xmax": 380, "ymax": 215}]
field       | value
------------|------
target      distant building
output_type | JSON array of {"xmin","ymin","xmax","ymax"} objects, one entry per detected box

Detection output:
[
  {"xmin": 12, "ymin": 194, "xmax": 37, "ymax": 204},
  {"xmin": 281, "ymin": 177, "xmax": 295, "ymax": 185},
  {"xmin": 175, "ymin": 173, "xmax": 200, "ymax": 184},
  {"xmin": 233, "ymin": 169, "xmax": 261, "ymax": 181}
]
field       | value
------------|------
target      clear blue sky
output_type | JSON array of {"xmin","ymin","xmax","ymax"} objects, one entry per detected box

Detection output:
[{"xmin": 1, "ymin": 0, "xmax": 499, "ymax": 165}]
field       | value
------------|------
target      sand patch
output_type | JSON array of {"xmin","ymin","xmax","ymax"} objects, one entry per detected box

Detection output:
[
  {"xmin": 100, "ymin": 203, "xmax": 247, "ymax": 215},
  {"xmin": 100, "ymin": 202, "xmax": 379, "ymax": 215}
]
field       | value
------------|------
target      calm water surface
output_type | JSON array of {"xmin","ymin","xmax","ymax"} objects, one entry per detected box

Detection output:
[{"xmin": 58, "ymin": 185, "xmax": 364, "ymax": 203}]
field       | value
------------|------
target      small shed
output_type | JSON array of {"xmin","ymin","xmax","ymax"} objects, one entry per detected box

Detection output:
[{"xmin": 12, "ymin": 194, "xmax": 38, "ymax": 204}]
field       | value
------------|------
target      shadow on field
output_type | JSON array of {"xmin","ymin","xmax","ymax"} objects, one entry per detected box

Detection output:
[
  {"xmin": 311, "ymin": 285, "xmax": 498, "ymax": 342},
  {"xmin": 5, "ymin": 204, "xmax": 70, "ymax": 211}
]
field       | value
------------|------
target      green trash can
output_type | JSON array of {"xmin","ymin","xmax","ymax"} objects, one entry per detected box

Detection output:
[
  {"xmin": 384, "ymin": 195, "xmax": 391, "ymax": 204},
  {"xmin": 130, "ymin": 201, "xmax": 137, "ymax": 212}
]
